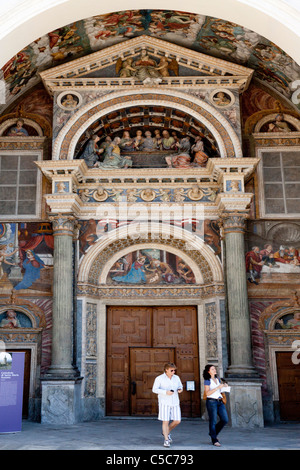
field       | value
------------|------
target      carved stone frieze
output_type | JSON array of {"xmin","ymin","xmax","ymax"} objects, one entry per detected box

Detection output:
[
  {"xmin": 205, "ymin": 302, "xmax": 218, "ymax": 359},
  {"xmin": 77, "ymin": 283, "xmax": 225, "ymax": 299}
]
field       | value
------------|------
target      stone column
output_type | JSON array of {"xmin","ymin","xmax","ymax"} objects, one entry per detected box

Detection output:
[
  {"xmin": 47, "ymin": 214, "xmax": 78, "ymax": 378},
  {"xmin": 41, "ymin": 214, "xmax": 82, "ymax": 424},
  {"xmin": 222, "ymin": 211, "xmax": 257, "ymax": 377},
  {"xmin": 221, "ymin": 211, "xmax": 264, "ymax": 427}
]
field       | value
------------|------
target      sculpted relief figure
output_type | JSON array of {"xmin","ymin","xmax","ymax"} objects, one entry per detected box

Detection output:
[
  {"xmin": 267, "ymin": 113, "xmax": 292, "ymax": 133},
  {"xmin": 78, "ymin": 128, "xmax": 214, "ymax": 170},
  {"xmin": 116, "ymin": 51, "xmax": 179, "ymax": 83}
]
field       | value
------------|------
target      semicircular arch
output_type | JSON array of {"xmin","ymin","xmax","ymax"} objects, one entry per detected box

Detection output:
[
  {"xmin": 53, "ymin": 88, "xmax": 242, "ymax": 161},
  {"xmin": 78, "ymin": 222, "xmax": 223, "ymax": 286}
]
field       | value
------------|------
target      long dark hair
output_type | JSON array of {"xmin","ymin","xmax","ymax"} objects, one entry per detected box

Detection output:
[{"xmin": 202, "ymin": 364, "xmax": 217, "ymax": 380}]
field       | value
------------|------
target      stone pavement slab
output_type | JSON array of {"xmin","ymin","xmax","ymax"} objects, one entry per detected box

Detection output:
[{"xmin": 0, "ymin": 419, "xmax": 299, "ymax": 451}]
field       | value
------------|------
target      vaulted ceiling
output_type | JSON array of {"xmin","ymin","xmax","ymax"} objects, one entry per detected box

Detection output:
[{"xmin": 1, "ymin": 9, "xmax": 300, "ymax": 121}]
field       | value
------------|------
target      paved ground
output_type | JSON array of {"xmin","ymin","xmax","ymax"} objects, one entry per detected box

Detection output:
[{"xmin": 0, "ymin": 418, "xmax": 299, "ymax": 451}]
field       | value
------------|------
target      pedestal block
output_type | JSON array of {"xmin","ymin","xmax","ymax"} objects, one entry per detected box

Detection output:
[
  {"xmin": 227, "ymin": 379, "xmax": 264, "ymax": 428},
  {"xmin": 41, "ymin": 379, "xmax": 82, "ymax": 424}
]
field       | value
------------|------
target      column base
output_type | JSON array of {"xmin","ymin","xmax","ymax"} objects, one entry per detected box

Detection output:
[
  {"xmin": 226, "ymin": 378, "xmax": 264, "ymax": 428},
  {"xmin": 225, "ymin": 364, "xmax": 260, "ymax": 379},
  {"xmin": 43, "ymin": 364, "xmax": 81, "ymax": 380},
  {"xmin": 41, "ymin": 378, "xmax": 83, "ymax": 424}
]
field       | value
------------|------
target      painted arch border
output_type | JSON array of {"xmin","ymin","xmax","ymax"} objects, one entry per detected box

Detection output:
[
  {"xmin": 78, "ymin": 222, "xmax": 224, "ymax": 285},
  {"xmin": 53, "ymin": 88, "xmax": 243, "ymax": 161}
]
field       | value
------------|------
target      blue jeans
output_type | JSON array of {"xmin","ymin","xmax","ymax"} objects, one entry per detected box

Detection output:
[{"xmin": 206, "ymin": 398, "xmax": 228, "ymax": 444}]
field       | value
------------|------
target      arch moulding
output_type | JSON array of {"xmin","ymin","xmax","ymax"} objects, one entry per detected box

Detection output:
[
  {"xmin": 53, "ymin": 89, "xmax": 242, "ymax": 161},
  {"xmin": 78, "ymin": 222, "xmax": 224, "ymax": 287}
]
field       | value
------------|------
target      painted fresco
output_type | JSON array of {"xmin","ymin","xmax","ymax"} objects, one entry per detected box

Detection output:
[
  {"xmin": 1, "ymin": 10, "xmax": 300, "ymax": 114},
  {"xmin": 245, "ymin": 243, "xmax": 300, "ymax": 285},
  {"xmin": 107, "ymin": 249, "xmax": 195, "ymax": 285},
  {"xmin": 0, "ymin": 309, "xmax": 32, "ymax": 328},
  {"xmin": 78, "ymin": 218, "xmax": 221, "ymax": 257},
  {"xmin": 0, "ymin": 222, "xmax": 53, "ymax": 293}
]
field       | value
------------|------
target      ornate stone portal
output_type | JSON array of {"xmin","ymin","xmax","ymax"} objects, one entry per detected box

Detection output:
[{"xmin": 37, "ymin": 36, "xmax": 263, "ymax": 426}]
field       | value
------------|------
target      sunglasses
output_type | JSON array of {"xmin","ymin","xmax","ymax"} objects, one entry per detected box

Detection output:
[{"xmin": 170, "ymin": 369, "xmax": 176, "ymax": 372}]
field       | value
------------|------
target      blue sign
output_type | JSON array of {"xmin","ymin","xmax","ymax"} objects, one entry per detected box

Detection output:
[{"xmin": 0, "ymin": 352, "xmax": 25, "ymax": 433}]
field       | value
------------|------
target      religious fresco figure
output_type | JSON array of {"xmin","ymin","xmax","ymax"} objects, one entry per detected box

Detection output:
[
  {"xmin": 96, "ymin": 137, "xmax": 133, "ymax": 169},
  {"xmin": 81, "ymin": 134, "xmax": 101, "ymax": 168},
  {"xmin": 153, "ymin": 129, "xmax": 163, "ymax": 149},
  {"xmin": 119, "ymin": 131, "xmax": 135, "ymax": 151},
  {"xmin": 191, "ymin": 136, "xmax": 209, "ymax": 167},
  {"xmin": 0, "ymin": 245, "xmax": 18, "ymax": 280},
  {"xmin": 267, "ymin": 113, "xmax": 291, "ymax": 132},
  {"xmin": 276, "ymin": 312, "xmax": 300, "ymax": 330},
  {"xmin": 165, "ymin": 136, "xmax": 192, "ymax": 168},
  {"xmin": 141, "ymin": 130, "xmax": 156, "ymax": 151},
  {"xmin": 112, "ymin": 256, "xmax": 147, "ymax": 284},
  {"xmin": 76, "ymin": 126, "xmax": 216, "ymax": 169},
  {"xmin": 7, "ymin": 119, "xmax": 29, "ymax": 136},
  {"xmin": 212, "ymin": 91, "xmax": 232, "ymax": 107},
  {"xmin": 108, "ymin": 249, "xmax": 196, "ymax": 285},
  {"xmin": 161, "ymin": 130, "xmax": 176, "ymax": 150},
  {"xmin": 133, "ymin": 130, "xmax": 144, "ymax": 150},
  {"xmin": 61, "ymin": 93, "xmax": 79, "ymax": 109},
  {"xmin": 0, "ymin": 309, "xmax": 21, "ymax": 328},
  {"xmin": 14, "ymin": 249, "xmax": 46, "ymax": 290},
  {"xmin": 115, "ymin": 50, "xmax": 178, "ymax": 83}
]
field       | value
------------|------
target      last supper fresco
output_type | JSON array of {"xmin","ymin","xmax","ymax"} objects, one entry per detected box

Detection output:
[{"xmin": 75, "ymin": 105, "xmax": 219, "ymax": 169}]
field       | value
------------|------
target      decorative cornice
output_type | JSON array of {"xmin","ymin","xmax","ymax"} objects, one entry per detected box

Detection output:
[
  {"xmin": 77, "ymin": 283, "xmax": 225, "ymax": 299},
  {"xmin": 40, "ymin": 35, "xmax": 253, "ymax": 96}
]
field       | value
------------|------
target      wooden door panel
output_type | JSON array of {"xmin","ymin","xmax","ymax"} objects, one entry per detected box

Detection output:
[
  {"xmin": 276, "ymin": 351, "xmax": 300, "ymax": 420},
  {"xmin": 107, "ymin": 306, "xmax": 200, "ymax": 417},
  {"xmin": 107, "ymin": 306, "xmax": 152, "ymax": 415},
  {"xmin": 130, "ymin": 347, "xmax": 175, "ymax": 416},
  {"xmin": 153, "ymin": 307, "xmax": 200, "ymax": 417}
]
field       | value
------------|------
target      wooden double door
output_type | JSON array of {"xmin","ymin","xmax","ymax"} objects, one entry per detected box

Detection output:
[
  {"xmin": 276, "ymin": 352, "xmax": 300, "ymax": 420},
  {"xmin": 106, "ymin": 306, "xmax": 200, "ymax": 417}
]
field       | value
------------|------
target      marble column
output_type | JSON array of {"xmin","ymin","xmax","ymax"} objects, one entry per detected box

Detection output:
[
  {"xmin": 222, "ymin": 211, "xmax": 263, "ymax": 427},
  {"xmin": 46, "ymin": 214, "xmax": 78, "ymax": 377},
  {"xmin": 222, "ymin": 211, "xmax": 257, "ymax": 377},
  {"xmin": 41, "ymin": 214, "xmax": 82, "ymax": 424}
]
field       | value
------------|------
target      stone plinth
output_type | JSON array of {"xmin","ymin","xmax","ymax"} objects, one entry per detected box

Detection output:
[
  {"xmin": 41, "ymin": 379, "xmax": 82, "ymax": 425},
  {"xmin": 227, "ymin": 379, "xmax": 264, "ymax": 428}
]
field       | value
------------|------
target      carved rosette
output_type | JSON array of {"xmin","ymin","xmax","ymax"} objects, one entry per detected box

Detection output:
[{"xmin": 49, "ymin": 214, "xmax": 76, "ymax": 237}]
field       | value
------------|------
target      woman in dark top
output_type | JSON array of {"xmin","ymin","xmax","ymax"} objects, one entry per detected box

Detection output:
[{"xmin": 203, "ymin": 364, "xmax": 229, "ymax": 447}]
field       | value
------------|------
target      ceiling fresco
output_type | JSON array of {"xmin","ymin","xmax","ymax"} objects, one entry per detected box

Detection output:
[{"xmin": 1, "ymin": 9, "xmax": 300, "ymax": 116}]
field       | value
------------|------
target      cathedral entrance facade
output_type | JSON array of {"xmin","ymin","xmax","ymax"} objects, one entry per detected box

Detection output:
[{"xmin": 35, "ymin": 36, "xmax": 264, "ymax": 426}]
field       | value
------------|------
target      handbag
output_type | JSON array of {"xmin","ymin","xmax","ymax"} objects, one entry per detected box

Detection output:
[{"xmin": 203, "ymin": 386, "xmax": 227, "ymax": 404}]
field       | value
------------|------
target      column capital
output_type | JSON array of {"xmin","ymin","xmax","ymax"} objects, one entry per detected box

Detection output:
[
  {"xmin": 219, "ymin": 210, "xmax": 249, "ymax": 234},
  {"xmin": 49, "ymin": 213, "xmax": 77, "ymax": 237}
]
